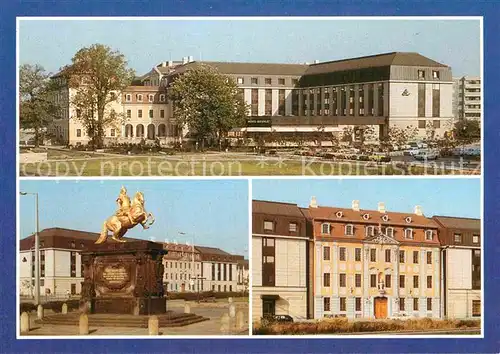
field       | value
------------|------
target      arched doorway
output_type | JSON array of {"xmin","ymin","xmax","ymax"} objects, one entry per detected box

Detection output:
[
  {"xmin": 147, "ymin": 124, "xmax": 155, "ymax": 140},
  {"xmin": 374, "ymin": 297, "xmax": 388, "ymax": 319},
  {"xmin": 125, "ymin": 124, "xmax": 133, "ymax": 138},
  {"xmin": 158, "ymin": 124, "xmax": 166, "ymax": 137},
  {"xmin": 136, "ymin": 124, "xmax": 144, "ymax": 138}
]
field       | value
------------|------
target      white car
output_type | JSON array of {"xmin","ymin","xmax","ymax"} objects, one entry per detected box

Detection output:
[
  {"xmin": 408, "ymin": 147, "xmax": 420, "ymax": 156},
  {"xmin": 414, "ymin": 150, "xmax": 439, "ymax": 161}
]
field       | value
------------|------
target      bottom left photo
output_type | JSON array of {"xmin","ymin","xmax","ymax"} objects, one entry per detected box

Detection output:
[{"xmin": 17, "ymin": 179, "xmax": 250, "ymax": 337}]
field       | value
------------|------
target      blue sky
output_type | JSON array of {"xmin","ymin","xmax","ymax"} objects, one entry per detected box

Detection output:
[
  {"xmin": 19, "ymin": 180, "xmax": 249, "ymax": 256},
  {"xmin": 252, "ymin": 178, "xmax": 480, "ymax": 219},
  {"xmin": 19, "ymin": 18, "xmax": 480, "ymax": 77}
]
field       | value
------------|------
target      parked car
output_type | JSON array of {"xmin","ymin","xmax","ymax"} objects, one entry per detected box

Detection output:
[
  {"xmin": 369, "ymin": 153, "xmax": 391, "ymax": 163},
  {"xmin": 408, "ymin": 147, "xmax": 420, "ymax": 156},
  {"xmin": 413, "ymin": 150, "xmax": 439, "ymax": 161},
  {"xmin": 262, "ymin": 314, "xmax": 294, "ymax": 323}
]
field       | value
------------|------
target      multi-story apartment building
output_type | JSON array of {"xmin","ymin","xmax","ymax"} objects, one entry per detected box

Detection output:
[
  {"xmin": 433, "ymin": 216, "xmax": 481, "ymax": 319},
  {"xmin": 51, "ymin": 52, "xmax": 454, "ymax": 146},
  {"xmin": 162, "ymin": 242, "xmax": 202, "ymax": 292},
  {"xmin": 19, "ymin": 228, "xmax": 100, "ymax": 296},
  {"xmin": 197, "ymin": 246, "xmax": 240, "ymax": 293},
  {"xmin": 252, "ymin": 200, "xmax": 311, "ymax": 321},
  {"xmin": 308, "ymin": 198, "xmax": 441, "ymax": 320},
  {"xmin": 452, "ymin": 76, "xmax": 482, "ymax": 121}
]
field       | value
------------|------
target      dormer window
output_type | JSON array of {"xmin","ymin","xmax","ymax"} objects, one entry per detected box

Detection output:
[
  {"xmin": 425, "ymin": 230, "xmax": 433, "ymax": 240},
  {"xmin": 264, "ymin": 221, "xmax": 274, "ymax": 231},
  {"xmin": 125, "ymin": 94, "xmax": 131, "ymax": 102},
  {"xmin": 345, "ymin": 224, "xmax": 354, "ymax": 236},
  {"xmin": 404, "ymin": 229, "xmax": 414, "ymax": 239},
  {"xmin": 365, "ymin": 225, "xmax": 375, "ymax": 237},
  {"xmin": 418, "ymin": 70, "xmax": 425, "ymax": 79},
  {"xmin": 432, "ymin": 70, "xmax": 440, "ymax": 79},
  {"xmin": 405, "ymin": 216, "xmax": 412, "ymax": 224},
  {"xmin": 386, "ymin": 227, "xmax": 394, "ymax": 238},
  {"xmin": 382, "ymin": 214, "xmax": 389, "ymax": 222},
  {"xmin": 137, "ymin": 94, "xmax": 143, "ymax": 102},
  {"xmin": 336, "ymin": 211, "xmax": 343, "ymax": 218},
  {"xmin": 321, "ymin": 223, "xmax": 331, "ymax": 235},
  {"xmin": 363, "ymin": 213, "xmax": 370, "ymax": 220},
  {"xmin": 148, "ymin": 94, "xmax": 154, "ymax": 102},
  {"xmin": 159, "ymin": 94, "xmax": 166, "ymax": 102},
  {"xmin": 289, "ymin": 222, "xmax": 297, "ymax": 232}
]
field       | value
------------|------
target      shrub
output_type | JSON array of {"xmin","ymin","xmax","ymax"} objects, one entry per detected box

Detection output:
[
  {"xmin": 166, "ymin": 291, "xmax": 248, "ymax": 301},
  {"xmin": 20, "ymin": 303, "xmax": 36, "ymax": 314}
]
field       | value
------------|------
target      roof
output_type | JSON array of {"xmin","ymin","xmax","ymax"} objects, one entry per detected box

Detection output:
[
  {"xmin": 171, "ymin": 61, "xmax": 309, "ymax": 76},
  {"xmin": 123, "ymin": 85, "xmax": 162, "ymax": 92},
  {"xmin": 308, "ymin": 206, "xmax": 438, "ymax": 228},
  {"xmin": 304, "ymin": 52, "xmax": 448, "ymax": 76},
  {"xmin": 432, "ymin": 216, "xmax": 480, "ymax": 231},
  {"xmin": 163, "ymin": 242, "xmax": 200, "ymax": 253},
  {"xmin": 194, "ymin": 245, "xmax": 231, "ymax": 256},
  {"xmin": 253, "ymin": 200, "xmax": 305, "ymax": 218}
]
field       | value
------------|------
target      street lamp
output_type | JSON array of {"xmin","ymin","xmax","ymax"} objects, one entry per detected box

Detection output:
[{"xmin": 20, "ymin": 191, "xmax": 40, "ymax": 305}]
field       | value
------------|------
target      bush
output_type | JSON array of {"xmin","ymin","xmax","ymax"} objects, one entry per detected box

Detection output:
[
  {"xmin": 166, "ymin": 291, "xmax": 248, "ymax": 301},
  {"xmin": 20, "ymin": 303, "xmax": 36, "ymax": 314}
]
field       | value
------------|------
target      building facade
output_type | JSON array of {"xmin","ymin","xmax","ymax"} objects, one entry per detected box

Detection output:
[
  {"xmin": 51, "ymin": 52, "xmax": 454, "ymax": 146},
  {"xmin": 162, "ymin": 242, "xmax": 202, "ymax": 292},
  {"xmin": 452, "ymin": 76, "xmax": 481, "ymax": 121},
  {"xmin": 433, "ymin": 216, "xmax": 481, "ymax": 319},
  {"xmin": 196, "ymin": 246, "xmax": 240, "ymax": 293},
  {"xmin": 252, "ymin": 200, "xmax": 311, "ymax": 321}
]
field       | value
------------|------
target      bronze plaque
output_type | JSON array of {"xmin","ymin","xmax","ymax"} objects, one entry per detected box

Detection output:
[{"xmin": 102, "ymin": 266, "xmax": 129, "ymax": 286}]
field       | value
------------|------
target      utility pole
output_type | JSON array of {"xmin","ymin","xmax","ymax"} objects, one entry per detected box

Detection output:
[{"xmin": 20, "ymin": 192, "xmax": 40, "ymax": 305}]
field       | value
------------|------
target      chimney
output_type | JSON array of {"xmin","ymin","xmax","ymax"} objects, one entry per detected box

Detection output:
[
  {"xmin": 352, "ymin": 200, "xmax": 360, "ymax": 212},
  {"xmin": 168, "ymin": 60, "xmax": 173, "ymax": 67},
  {"xmin": 188, "ymin": 55, "xmax": 194, "ymax": 62},
  {"xmin": 414, "ymin": 205, "xmax": 423, "ymax": 216},
  {"xmin": 314, "ymin": 59, "xmax": 319, "ymax": 64},
  {"xmin": 378, "ymin": 202, "xmax": 386, "ymax": 214},
  {"xmin": 309, "ymin": 196, "xmax": 318, "ymax": 208},
  {"xmin": 182, "ymin": 57, "xmax": 188, "ymax": 64}
]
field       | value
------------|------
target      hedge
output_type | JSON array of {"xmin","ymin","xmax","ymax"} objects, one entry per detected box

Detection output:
[{"xmin": 166, "ymin": 291, "xmax": 248, "ymax": 301}]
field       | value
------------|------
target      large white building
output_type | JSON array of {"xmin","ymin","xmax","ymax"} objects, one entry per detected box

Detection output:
[
  {"xmin": 50, "ymin": 52, "xmax": 454, "ymax": 146},
  {"xmin": 452, "ymin": 76, "xmax": 481, "ymax": 121}
]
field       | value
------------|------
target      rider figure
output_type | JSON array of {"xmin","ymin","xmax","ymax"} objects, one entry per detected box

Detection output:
[{"xmin": 115, "ymin": 186, "xmax": 131, "ymax": 218}]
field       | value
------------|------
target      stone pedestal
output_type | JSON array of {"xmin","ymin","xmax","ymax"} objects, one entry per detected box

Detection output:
[{"xmin": 80, "ymin": 240, "xmax": 167, "ymax": 316}]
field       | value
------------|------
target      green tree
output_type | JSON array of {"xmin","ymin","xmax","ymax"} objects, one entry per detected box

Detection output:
[
  {"xmin": 453, "ymin": 119, "xmax": 481, "ymax": 145},
  {"xmin": 19, "ymin": 64, "xmax": 59, "ymax": 147},
  {"xmin": 169, "ymin": 65, "xmax": 248, "ymax": 149},
  {"xmin": 386, "ymin": 125, "xmax": 418, "ymax": 150},
  {"xmin": 62, "ymin": 44, "xmax": 135, "ymax": 148}
]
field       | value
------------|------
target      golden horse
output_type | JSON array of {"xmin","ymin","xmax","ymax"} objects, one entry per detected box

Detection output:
[{"xmin": 95, "ymin": 191, "xmax": 155, "ymax": 244}]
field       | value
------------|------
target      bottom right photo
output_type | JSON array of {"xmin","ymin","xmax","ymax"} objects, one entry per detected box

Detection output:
[{"xmin": 251, "ymin": 178, "xmax": 481, "ymax": 336}]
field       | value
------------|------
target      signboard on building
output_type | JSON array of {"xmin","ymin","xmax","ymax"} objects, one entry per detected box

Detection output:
[{"xmin": 246, "ymin": 118, "xmax": 272, "ymax": 128}]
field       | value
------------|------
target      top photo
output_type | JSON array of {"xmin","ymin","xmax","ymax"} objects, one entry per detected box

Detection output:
[{"xmin": 18, "ymin": 17, "xmax": 481, "ymax": 177}]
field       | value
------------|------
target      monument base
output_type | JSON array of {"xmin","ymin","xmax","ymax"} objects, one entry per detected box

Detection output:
[{"xmin": 92, "ymin": 297, "xmax": 166, "ymax": 315}]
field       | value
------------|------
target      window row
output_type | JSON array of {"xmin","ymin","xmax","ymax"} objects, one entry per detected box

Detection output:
[
  {"xmin": 323, "ymin": 247, "xmax": 434, "ymax": 265},
  {"xmin": 320, "ymin": 223, "xmax": 434, "ymax": 240},
  {"xmin": 323, "ymin": 297, "xmax": 435, "ymax": 313},
  {"xmin": 237, "ymin": 77, "xmax": 299, "ymax": 86},
  {"xmin": 322, "ymin": 273, "xmax": 434, "ymax": 289},
  {"xmin": 126, "ymin": 109, "xmax": 166, "ymax": 119},
  {"xmin": 76, "ymin": 128, "xmax": 116, "ymax": 138},
  {"xmin": 125, "ymin": 93, "xmax": 166, "ymax": 103},
  {"xmin": 263, "ymin": 221, "xmax": 298, "ymax": 233}
]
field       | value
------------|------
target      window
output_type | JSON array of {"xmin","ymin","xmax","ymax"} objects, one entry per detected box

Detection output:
[
  {"xmin": 160, "ymin": 110, "xmax": 165, "ymax": 118},
  {"xmin": 289, "ymin": 222, "xmax": 297, "ymax": 232},
  {"xmin": 160, "ymin": 94, "xmax": 165, "ymax": 102},
  {"xmin": 427, "ymin": 251, "xmax": 432, "ymax": 264},
  {"xmin": 418, "ymin": 70, "xmax": 425, "ymax": 79},
  {"xmin": 138, "ymin": 109, "xmax": 143, "ymax": 118},
  {"xmin": 278, "ymin": 78, "xmax": 285, "ymax": 85},
  {"xmin": 385, "ymin": 274, "xmax": 392, "ymax": 288},
  {"xmin": 355, "ymin": 274, "xmax": 361, "ymax": 287},
  {"xmin": 399, "ymin": 298, "xmax": 405, "ymax": 311},
  {"xmin": 400, "ymin": 275, "xmax": 405, "ymax": 288},
  {"xmin": 126, "ymin": 110, "xmax": 131, "ymax": 118},
  {"xmin": 292, "ymin": 78, "xmax": 298, "ymax": 86},
  {"xmin": 413, "ymin": 298, "xmax": 419, "ymax": 311},
  {"xmin": 149, "ymin": 110, "xmax": 153, "ymax": 118},
  {"xmin": 321, "ymin": 223, "xmax": 330, "ymax": 235},
  {"xmin": 355, "ymin": 248, "xmax": 361, "ymax": 262},
  {"xmin": 433, "ymin": 120, "xmax": 441, "ymax": 129},
  {"xmin": 339, "ymin": 273, "xmax": 346, "ymax": 287},
  {"xmin": 454, "ymin": 234, "xmax": 462, "ymax": 243},
  {"xmin": 425, "ymin": 230, "xmax": 433, "ymax": 240},
  {"xmin": 148, "ymin": 94, "xmax": 154, "ymax": 102},
  {"xmin": 385, "ymin": 249, "xmax": 391, "ymax": 263},
  {"xmin": 265, "ymin": 89, "xmax": 272, "ymax": 115},
  {"xmin": 473, "ymin": 235, "xmax": 479, "ymax": 244},
  {"xmin": 405, "ymin": 229, "xmax": 413, "ymax": 239},
  {"xmin": 339, "ymin": 297, "xmax": 346, "ymax": 312},
  {"xmin": 418, "ymin": 120, "xmax": 426, "ymax": 129},
  {"xmin": 432, "ymin": 70, "xmax": 440, "ymax": 79},
  {"xmin": 265, "ymin": 78, "xmax": 272, "ymax": 85},
  {"xmin": 126, "ymin": 94, "xmax": 131, "ymax": 102},
  {"xmin": 251, "ymin": 77, "xmax": 258, "ymax": 85},
  {"xmin": 370, "ymin": 274, "xmax": 377, "ymax": 287},
  {"xmin": 427, "ymin": 276, "xmax": 432, "ymax": 289},
  {"xmin": 472, "ymin": 300, "xmax": 481, "ymax": 317},
  {"xmin": 323, "ymin": 246, "xmax": 330, "ymax": 261},
  {"xmin": 278, "ymin": 89, "xmax": 285, "ymax": 116},
  {"xmin": 137, "ymin": 94, "xmax": 143, "ymax": 102},
  {"xmin": 76, "ymin": 129, "xmax": 82, "ymax": 137},
  {"xmin": 264, "ymin": 221, "xmax": 273, "ymax": 231},
  {"xmin": 366, "ymin": 226, "xmax": 374, "ymax": 237},
  {"xmin": 323, "ymin": 273, "xmax": 330, "ymax": 287},
  {"xmin": 418, "ymin": 83, "xmax": 426, "ymax": 117},
  {"xmin": 324, "ymin": 297, "xmax": 330, "ymax": 312},
  {"xmin": 355, "ymin": 297, "xmax": 362, "ymax": 312},
  {"xmin": 263, "ymin": 238, "xmax": 274, "ymax": 247},
  {"xmin": 386, "ymin": 227, "xmax": 394, "ymax": 238},
  {"xmin": 339, "ymin": 247, "xmax": 346, "ymax": 261},
  {"xmin": 345, "ymin": 224, "xmax": 354, "ymax": 235},
  {"xmin": 110, "ymin": 129, "xmax": 115, "ymax": 137},
  {"xmin": 237, "ymin": 77, "xmax": 244, "ymax": 84},
  {"xmin": 399, "ymin": 250, "xmax": 405, "ymax": 263},
  {"xmin": 427, "ymin": 298, "xmax": 433, "ymax": 311},
  {"xmin": 370, "ymin": 249, "xmax": 376, "ymax": 262},
  {"xmin": 413, "ymin": 275, "xmax": 419, "ymax": 288},
  {"xmin": 413, "ymin": 251, "xmax": 419, "ymax": 264}
]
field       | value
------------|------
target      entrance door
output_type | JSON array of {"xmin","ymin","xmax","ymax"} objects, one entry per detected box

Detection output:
[
  {"xmin": 181, "ymin": 283, "xmax": 185, "ymax": 292},
  {"xmin": 263, "ymin": 299, "xmax": 276, "ymax": 317},
  {"xmin": 374, "ymin": 297, "xmax": 388, "ymax": 319},
  {"xmin": 71, "ymin": 284, "xmax": 76, "ymax": 295}
]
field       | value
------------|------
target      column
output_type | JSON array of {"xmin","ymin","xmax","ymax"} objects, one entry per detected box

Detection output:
[
  {"xmin": 244, "ymin": 89, "xmax": 252, "ymax": 116},
  {"xmin": 258, "ymin": 89, "xmax": 265, "ymax": 116},
  {"xmin": 337, "ymin": 87, "xmax": 342, "ymax": 117},
  {"xmin": 332, "ymin": 242, "xmax": 339, "ymax": 298},
  {"xmin": 383, "ymin": 82, "xmax": 390, "ymax": 117},
  {"xmin": 364, "ymin": 84, "xmax": 370, "ymax": 116},
  {"xmin": 285, "ymin": 89, "xmax": 292, "ymax": 116},
  {"xmin": 363, "ymin": 244, "xmax": 370, "ymax": 318},
  {"xmin": 354, "ymin": 84, "xmax": 360, "ymax": 117},
  {"xmin": 272, "ymin": 89, "xmax": 279, "ymax": 116},
  {"xmin": 393, "ymin": 246, "xmax": 400, "ymax": 317},
  {"xmin": 373, "ymin": 83, "xmax": 380, "ymax": 117},
  {"xmin": 420, "ymin": 249, "xmax": 426, "ymax": 317}
]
